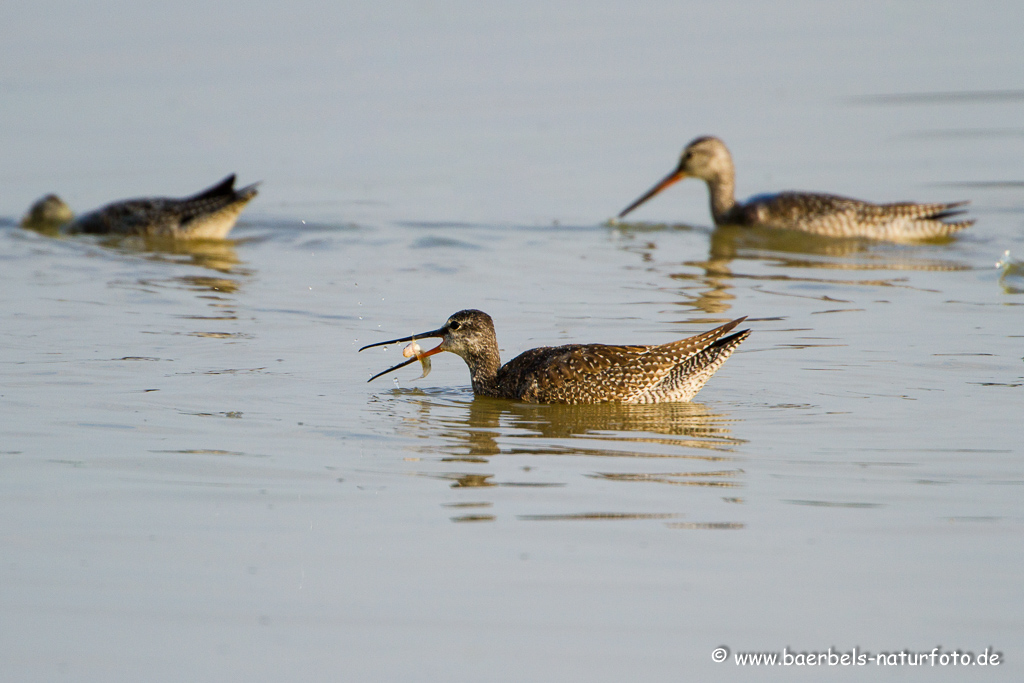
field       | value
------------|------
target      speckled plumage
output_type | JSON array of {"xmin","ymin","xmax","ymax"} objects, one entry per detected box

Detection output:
[
  {"xmin": 360, "ymin": 310, "xmax": 749, "ymax": 404},
  {"xmin": 22, "ymin": 175, "xmax": 258, "ymax": 239},
  {"xmin": 618, "ymin": 136, "xmax": 973, "ymax": 241}
]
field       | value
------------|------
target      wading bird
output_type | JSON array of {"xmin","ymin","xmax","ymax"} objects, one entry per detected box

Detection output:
[
  {"xmin": 21, "ymin": 174, "xmax": 259, "ymax": 239},
  {"xmin": 617, "ymin": 136, "xmax": 973, "ymax": 241},
  {"xmin": 359, "ymin": 309, "xmax": 749, "ymax": 404}
]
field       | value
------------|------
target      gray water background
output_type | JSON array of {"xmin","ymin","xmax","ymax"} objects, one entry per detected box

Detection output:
[{"xmin": 2, "ymin": 1, "xmax": 1023, "ymax": 681}]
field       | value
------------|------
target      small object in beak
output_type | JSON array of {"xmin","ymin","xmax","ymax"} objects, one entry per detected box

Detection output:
[
  {"xmin": 363, "ymin": 329, "xmax": 445, "ymax": 383},
  {"xmin": 402, "ymin": 340, "xmax": 432, "ymax": 379}
]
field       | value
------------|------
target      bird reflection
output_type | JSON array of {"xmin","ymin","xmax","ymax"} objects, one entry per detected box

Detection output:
[
  {"xmin": 106, "ymin": 246, "xmax": 248, "ymax": 333},
  {"xmin": 386, "ymin": 393, "xmax": 745, "ymax": 463},
  {"xmin": 374, "ymin": 391, "xmax": 749, "ymax": 521},
  {"xmin": 21, "ymin": 220, "xmax": 246, "ymax": 274},
  {"xmin": 448, "ymin": 473, "xmax": 496, "ymax": 487},
  {"xmin": 705, "ymin": 224, "xmax": 973, "ymax": 267},
  {"xmin": 102, "ymin": 234, "xmax": 245, "ymax": 274},
  {"xmin": 613, "ymin": 221, "xmax": 971, "ymax": 317}
]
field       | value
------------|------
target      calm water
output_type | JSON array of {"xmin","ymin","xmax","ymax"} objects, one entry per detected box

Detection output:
[{"xmin": 2, "ymin": 1, "xmax": 1023, "ymax": 681}]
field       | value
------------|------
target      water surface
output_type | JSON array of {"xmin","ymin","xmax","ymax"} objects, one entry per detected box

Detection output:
[{"xmin": 2, "ymin": 1, "xmax": 1023, "ymax": 681}]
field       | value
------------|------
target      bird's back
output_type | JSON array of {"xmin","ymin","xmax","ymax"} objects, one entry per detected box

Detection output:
[
  {"xmin": 495, "ymin": 319, "xmax": 748, "ymax": 404},
  {"xmin": 736, "ymin": 192, "xmax": 973, "ymax": 240},
  {"xmin": 69, "ymin": 175, "xmax": 258, "ymax": 239}
]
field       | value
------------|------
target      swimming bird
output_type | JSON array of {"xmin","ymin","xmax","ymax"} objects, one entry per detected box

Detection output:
[
  {"xmin": 21, "ymin": 174, "xmax": 259, "ymax": 239},
  {"xmin": 359, "ymin": 309, "xmax": 749, "ymax": 404},
  {"xmin": 617, "ymin": 136, "xmax": 973, "ymax": 241}
]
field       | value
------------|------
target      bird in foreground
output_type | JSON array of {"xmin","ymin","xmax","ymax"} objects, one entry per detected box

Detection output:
[
  {"xmin": 20, "ymin": 174, "xmax": 259, "ymax": 239},
  {"xmin": 617, "ymin": 136, "xmax": 973, "ymax": 241},
  {"xmin": 359, "ymin": 309, "xmax": 749, "ymax": 404}
]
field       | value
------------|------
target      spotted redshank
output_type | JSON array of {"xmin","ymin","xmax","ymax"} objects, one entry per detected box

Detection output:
[
  {"xmin": 21, "ymin": 174, "xmax": 259, "ymax": 239},
  {"xmin": 359, "ymin": 310, "xmax": 749, "ymax": 404},
  {"xmin": 617, "ymin": 136, "xmax": 973, "ymax": 241}
]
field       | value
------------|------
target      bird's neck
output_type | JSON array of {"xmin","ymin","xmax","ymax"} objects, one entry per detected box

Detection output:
[
  {"xmin": 464, "ymin": 348, "xmax": 503, "ymax": 397},
  {"xmin": 704, "ymin": 166, "xmax": 738, "ymax": 224}
]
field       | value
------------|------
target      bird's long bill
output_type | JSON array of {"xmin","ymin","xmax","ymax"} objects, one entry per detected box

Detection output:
[
  {"xmin": 359, "ymin": 327, "xmax": 446, "ymax": 383},
  {"xmin": 617, "ymin": 168, "xmax": 686, "ymax": 219}
]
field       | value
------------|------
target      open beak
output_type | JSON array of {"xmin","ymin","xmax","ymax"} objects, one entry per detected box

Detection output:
[
  {"xmin": 617, "ymin": 167, "xmax": 687, "ymax": 219},
  {"xmin": 359, "ymin": 326, "xmax": 447, "ymax": 383}
]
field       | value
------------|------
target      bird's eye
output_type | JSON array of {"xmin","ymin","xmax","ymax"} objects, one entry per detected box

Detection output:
[{"xmin": 448, "ymin": 321, "xmax": 461, "ymax": 331}]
